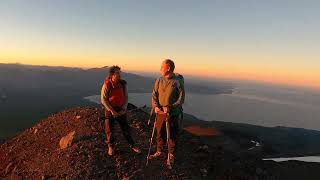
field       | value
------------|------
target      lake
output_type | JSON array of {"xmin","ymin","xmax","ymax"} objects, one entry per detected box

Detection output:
[
  {"xmin": 264, "ymin": 156, "xmax": 320, "ymax": 163},
  {"xmin": 85, "ymin": 83, "xmax": 320, "ymax": 131}
]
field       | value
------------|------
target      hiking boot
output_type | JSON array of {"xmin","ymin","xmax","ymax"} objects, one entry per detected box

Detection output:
[
  {"xmin": 148, "ymin": 151, "xmax": 163, "ymax": 160},
  {"xmin": 131, "ymin": 146, "xmax": 141, "ymax": 154},
  {"xmin": 107, "ymin": 145, "xmax": 113, "ymax": 156},
  {"xmin": 167, "ymin": 153, "xmax": 174, "ymax": 169}
]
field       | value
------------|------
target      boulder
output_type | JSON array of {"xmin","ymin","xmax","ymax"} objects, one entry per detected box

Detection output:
[{"xmin": 59, "ymin": 131, "xmax": 80, "ymax": 149}]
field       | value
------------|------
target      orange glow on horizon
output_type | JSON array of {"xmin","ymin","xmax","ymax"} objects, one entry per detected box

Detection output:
[
  {"xmin": 128, "ymin": 64, "xmax": 320, "ymax": 90},
  {"xmin": 184, "ymin": 67, "xmax": 320, "ymax": 90},
  {"xmin": 1, "ymin": 55, "xmax": 319, "ymax": 90}
]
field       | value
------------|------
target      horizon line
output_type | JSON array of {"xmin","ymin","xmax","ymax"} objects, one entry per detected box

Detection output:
[{"xmin": 1, "ymin": 62, "xmax": 320, "ymax": 92}]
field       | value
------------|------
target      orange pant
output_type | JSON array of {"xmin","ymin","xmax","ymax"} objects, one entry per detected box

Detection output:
[{"xmin": 155, "ymin": 113, "xmax": 179, "ymax": 154}]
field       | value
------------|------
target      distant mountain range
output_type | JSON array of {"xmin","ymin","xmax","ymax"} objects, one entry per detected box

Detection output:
[
  {"xmin": 0, "ymin": 63, "xmax": 233, "ymax": 95},
  {"xmin": 0, "ymin": 63, "xmax": 233, "ymax": 139}
]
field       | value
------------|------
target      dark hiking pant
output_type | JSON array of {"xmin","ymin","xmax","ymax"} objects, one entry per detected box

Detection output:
[
  {"xmin": 155, "ymin": 113, "xmax": 179, "ymax": 155},
  {"xmin": 105, "ymin": 110, "xmax": 135, "ymax": 147}
]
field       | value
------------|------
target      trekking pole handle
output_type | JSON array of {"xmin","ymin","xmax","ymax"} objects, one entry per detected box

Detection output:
[{"xmin": 147, "ymin": 107, "xmax": 155, "ymax": 126}]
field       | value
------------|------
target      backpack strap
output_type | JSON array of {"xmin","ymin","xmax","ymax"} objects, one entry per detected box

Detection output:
[{"xmin": 104, "ymin": 79, "xmax": 112, "ymax": 91}]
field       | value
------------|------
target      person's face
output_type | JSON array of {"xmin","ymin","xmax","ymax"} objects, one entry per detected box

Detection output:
[
  {"xmin": 160, "ymin": 61, "xmax": 170, "ymax": 76},
  {"xmin": 111, "ymin": 69, "xmax": 121, "ymax": 82}
]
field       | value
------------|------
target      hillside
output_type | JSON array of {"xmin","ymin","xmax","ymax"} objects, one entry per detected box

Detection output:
[{"xmin": 1, "ymin": 104, "xmax": 320, "ymax": 179}]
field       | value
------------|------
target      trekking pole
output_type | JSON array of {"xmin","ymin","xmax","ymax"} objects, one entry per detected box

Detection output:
[
  {"xmin": 165, "ymin": 113, "xmax": 172, "ymax": 169},
  {"xmin": 146, "ymin": 113, "xmax": 157, "ymax": 166},
  {"xmin": 147, "ymin": 107, "xmax": 154, "ymax": 126}
]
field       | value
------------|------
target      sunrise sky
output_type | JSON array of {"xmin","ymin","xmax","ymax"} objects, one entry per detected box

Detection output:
[{"xmin": 0, "ymin": 0, "xmax": 319, "ymax": 89}]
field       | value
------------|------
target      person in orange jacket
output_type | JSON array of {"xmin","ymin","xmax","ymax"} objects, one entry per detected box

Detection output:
[{"xmin": 101, "ymin": 65, "xmax": 141, "ymax": 156}]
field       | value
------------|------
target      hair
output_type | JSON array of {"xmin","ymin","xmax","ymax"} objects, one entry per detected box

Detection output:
[
  {"xmin": 108, "ymin": 65, "xmax": 121, "ymax": 78},
  {"xmin": 164, "ymin": 59, "xmax": 175, "ymax": 72}
]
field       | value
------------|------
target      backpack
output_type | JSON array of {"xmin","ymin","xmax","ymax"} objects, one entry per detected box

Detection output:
[
  {"xmin": 174, "ymin": 73, "xmax": 184, "ymax": 132},
  {"xmin": 175, "ymin": 73, "xmax": 184, "ymax": 88},
  {"xmin": 174, "ymin": 73, "xmax": 184, "ymax": 117}
]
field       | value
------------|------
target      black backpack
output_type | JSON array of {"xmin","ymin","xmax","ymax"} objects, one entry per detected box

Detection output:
[{"xmin": 175, "ymin": 73, "xmax": 184, "ymax": 117}]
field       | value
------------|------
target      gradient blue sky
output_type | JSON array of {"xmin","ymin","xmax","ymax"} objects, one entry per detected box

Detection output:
[{"xmin": 1, "ymin": 0, "xmax": 319, "ymax": 89}]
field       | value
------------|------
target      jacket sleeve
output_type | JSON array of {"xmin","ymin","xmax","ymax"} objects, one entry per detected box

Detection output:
[
  {"xmin": 172, "ymin": 80, "xmax": 185, "ymax": 108},
  {"xmin": 101, "ymin": 83, "xmax": 115, "ymax": 113},
  {"xmin": 152, "ymin": 78, "xmax": 160, "ymax": 108}
]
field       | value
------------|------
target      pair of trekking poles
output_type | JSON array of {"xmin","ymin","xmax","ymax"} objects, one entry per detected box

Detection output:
[{"xmin": 146, "ymin": 108, "xmax": 171, "ymax": 168}]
